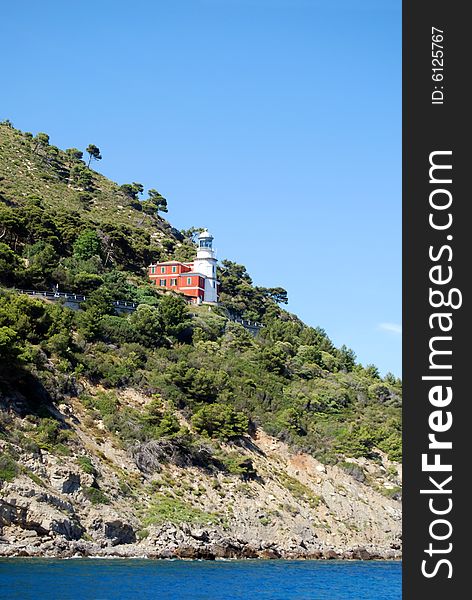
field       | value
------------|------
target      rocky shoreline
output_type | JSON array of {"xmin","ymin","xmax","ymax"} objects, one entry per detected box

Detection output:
[
  {"xmin": 0, "ymin": 506, "xmax": 400, "ymax": 561},
  {"xmin": 0, "ymin": 533, "xmax": 400, "ymax": 561}
]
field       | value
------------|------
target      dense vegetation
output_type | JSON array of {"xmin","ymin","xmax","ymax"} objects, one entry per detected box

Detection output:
[{"xmin": 0, "ymin": 120, "xmax": 401, "ymax": 472}]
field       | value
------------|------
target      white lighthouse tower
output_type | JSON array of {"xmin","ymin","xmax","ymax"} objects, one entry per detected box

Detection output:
[{"xmin": 193, "ymin": 230, "xmax": 218, "ymax": 303}]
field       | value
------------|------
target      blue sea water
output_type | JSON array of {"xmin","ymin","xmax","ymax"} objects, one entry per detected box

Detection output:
[{"xmin": 0, "ymin": 559, "xmax": 401, "ymax": 600}]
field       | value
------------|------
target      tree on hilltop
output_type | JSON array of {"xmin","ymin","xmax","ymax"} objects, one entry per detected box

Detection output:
[
  {"xmin": 65, "ymin": 148, "xmax": 83, "ymax": 166},
  {"xmin": 336, "ymin": 344, "xmax": 356, "ymax": 372},
  {"xmin": 257, "ymin": 286, "xmax": 289, "ymax": 305},
  {"xmin": 142, "ymin": 189, "xmax": 168, "ymax": 216},
  {"xmin": 119, "ymin": 182, "xmax": 144, "ymax": 200},
  {"xmin": 86, "ymin": 144, "xmax": 102, "ymax": 167},
  {"xmin": 33, "ymin": 132, "xmax": 50, "ymax": 154}
]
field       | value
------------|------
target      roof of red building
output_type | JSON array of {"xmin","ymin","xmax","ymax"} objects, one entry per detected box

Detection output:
[{"xmin": 149, "ymin": 260, "xmax": 193, "ymax": 266}]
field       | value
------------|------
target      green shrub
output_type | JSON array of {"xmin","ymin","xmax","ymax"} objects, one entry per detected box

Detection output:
[
  {"xmin": 73, "ymin": 272, "xmax": 104, "ymax": 293},
  {"xmin": 0, "ymin": 454, "xmax": 18, "ymax": 482},
  {"xmin": 167, "ymin": 362, "xmax": 226, "ymax": 404},
  {"xmin": 368, "ymin": 382, "xmax": 394, "ymax": 402},
  {"xmin": 338, "ymin": 461, "xmax": 366, "ymax": 483},
  {"xmin": 218, "ymin": 452, "xmax": 257, "ymax": 479},
  {"xmin": 6, "ymin": 430, "xmax": 40, "ymax": 454},
  {"xmin": 377, "ymin": 432, "xmax": 402, "ymax": 462},
  {"xmin": 129, "ymin": 304, "xmax": 164, "ymax": 347},
  {"xmin": 99, "ymin": 315, "xmax": 137, "ymax": 344},
  {"xmin": 0, "ymin": 243, "xmax": 21, "ymax": 285},
  {"xmin": 83, "ymin": 486, "xmax": 109, "ymax": 505},
  {"xmin": 273, "ymin": 407, "xmax": 305, "ymax": 436},
  {"xmin": 77, "ymin": 455, "xmax": 97, "ymax": 475},
  {"xmin": 279, "ymin": 473, "xmax": 321, "ymax": 509},
  {"xmin": 191, "ymin": 403, "xmax": 248, "ymax": 440},
  {"xmin": 142, "ymin": 398, "xmax": 181, "ymax": 439},
  {"xmin": 102, "ymin": 407, "xmax": 145, "ymax": 443},
  {"xmin": 320, "ymin": 351, "xmax": 340, "ymax": 372},
  {"xmin": 0, "ymin": 326, "xmax": 20, "ymax": 360},
  {"xmin": 143, "ymin": 495, "xmax": 218, "ymax": 526},
  {"xmin": 158, "ymin": 294, "xmax": 189, "ymax": 336},
  {"xmin": 137, "ymin": 528, "xmax": 150, "ymax": 540},
  {"xmin": 73, "ymin": 230, "xmax": 102, "ymax": 261},
  {"xmin": 34, "ymin": 418, "xmax": 71, "ymax": 451},
  {"xmin": 93, "ymin": 391, "xmax": 118, "ymax": 416},
  {"xmin": 380, "ymin": 485, "xmax": 402, "ymax": 500}
]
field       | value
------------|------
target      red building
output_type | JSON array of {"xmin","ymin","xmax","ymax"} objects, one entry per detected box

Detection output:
[
  {"xmin": 148, "ymin": 260, "xmax": 207, "ymax": 303},
  {"xmin": 148, "ymin": 230, "xmax": 219, "ymax": 304}
]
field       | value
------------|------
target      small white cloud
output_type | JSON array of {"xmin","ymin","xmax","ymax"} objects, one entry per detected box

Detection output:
[{"xmin": 378, "ymin": 322, "xmax": 402, "ymax": 335}]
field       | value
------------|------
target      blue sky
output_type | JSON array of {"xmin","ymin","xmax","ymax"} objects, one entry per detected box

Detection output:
[{"xmin": 2, "ymin": 0, "xmax": 401, "ymax": 375}]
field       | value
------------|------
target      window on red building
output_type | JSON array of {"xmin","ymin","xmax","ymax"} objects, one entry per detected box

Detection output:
[
  {"xmin": 170, "ymin": 278, "xmax": 177, "ymax": 286},
  {"xmin": 159, "ymin": 279, "xmax": 166, "ymax": 286}
]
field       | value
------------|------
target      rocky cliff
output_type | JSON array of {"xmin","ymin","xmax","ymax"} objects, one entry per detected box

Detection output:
[{"xmin": 1, "ymin": 386, "xmax": 401, "ymax": 560}]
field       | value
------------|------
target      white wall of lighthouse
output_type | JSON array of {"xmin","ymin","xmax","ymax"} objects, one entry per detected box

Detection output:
[{"xmin": 192, "ymin": 230, "xmax": 218, "ymax": 303}]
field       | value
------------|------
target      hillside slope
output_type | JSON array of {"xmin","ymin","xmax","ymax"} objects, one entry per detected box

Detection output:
[{"xmin": 0, "ymin": 121, "xmax": 401, "ymax": 559}]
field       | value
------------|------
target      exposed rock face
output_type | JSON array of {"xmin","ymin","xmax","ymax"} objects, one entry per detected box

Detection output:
[
  {"xmin": 0, "ymin": 393, "xmax": 402, "ymax": 560},
  {"xmin": 0, "ymin": 495, "xmax": 83, "ymax": 540},
  {"xmin": 98, "ymin": 517, "xmax": 136, "ymax": 546},
  {"xmin": 50, "ymin": 469, "xmax": 81, "ymax": 495}
]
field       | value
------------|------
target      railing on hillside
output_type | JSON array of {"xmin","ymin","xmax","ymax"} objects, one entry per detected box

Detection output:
[
  {"xmin": 15, "ymin": 289, "xmax": 87, "ymax": 302},
  {"xmin": 112, "ymin": 300, "xmax": 139, "ymax": 309},
  {"xmin": 229, "ymin": 317, "xmax": 263, "ymax": 329},
  {"xmin": 13, "ymin": 289, "xmax": 138, "ymax": 311}
]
